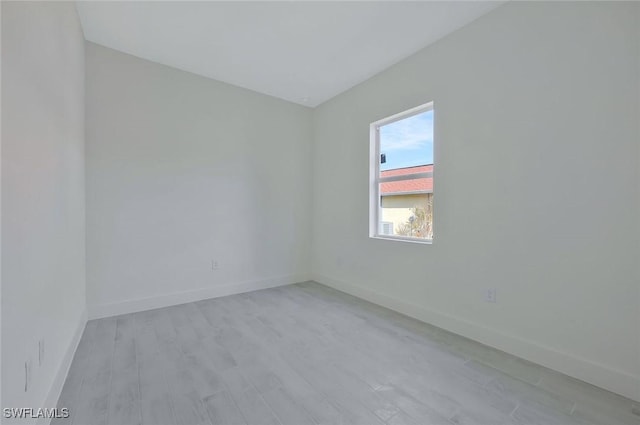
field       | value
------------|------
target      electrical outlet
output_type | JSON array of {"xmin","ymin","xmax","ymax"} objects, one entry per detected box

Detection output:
[
  {"xmin": 39, "ymin": 339, "xmax": 44, "ymax": 367},
  {"xmin": 211, "ymin": 259, "xmax": 219, "ymax": 270},
  {"xmin": 484, "ymin": 288, "xmax": 497, "ymax": 303}
]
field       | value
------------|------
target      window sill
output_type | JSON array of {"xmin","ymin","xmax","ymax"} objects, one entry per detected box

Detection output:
[{"xmin": 370, "ymin": 235, "xmax": 433, "ymax": 245}]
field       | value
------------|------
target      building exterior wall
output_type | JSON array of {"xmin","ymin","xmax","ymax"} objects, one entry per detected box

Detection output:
[{"xmin": 381, "ymin": 193, "xmax": 431, "ymax": 235}]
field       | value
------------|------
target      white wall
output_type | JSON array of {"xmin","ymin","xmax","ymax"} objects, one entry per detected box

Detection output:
[
  {"xmin": 85, "ymin": 43, "xmax": 313, "ymax": 318},
  {"xmin": 1, "ymin": 1, "xmax": 87, "ymax": 420},
  {"xmin": 312, "ymin": 1, "xmax": 640, "ymax": 401}
]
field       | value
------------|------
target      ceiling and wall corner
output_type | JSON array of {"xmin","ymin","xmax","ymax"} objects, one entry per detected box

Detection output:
[{"xmin": 74, "ymin": 1, "xmax": 504, "ymax": 107}]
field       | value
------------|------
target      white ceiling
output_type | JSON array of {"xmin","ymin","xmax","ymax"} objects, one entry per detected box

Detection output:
[{"xmin": 76, "ymin": 1, "xmax": 503, "ymax": 107}]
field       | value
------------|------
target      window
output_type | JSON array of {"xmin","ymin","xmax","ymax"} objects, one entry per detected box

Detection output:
[
  {"xmin": 369, "ymin": 102, "xmax": 434, "ymax": 243},
  {"xmin": 381, "ymin": 222, "xmax": 394, "ymax": 236}
]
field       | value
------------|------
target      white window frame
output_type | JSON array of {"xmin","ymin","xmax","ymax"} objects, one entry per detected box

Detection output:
[{"xmin": 369, "ymin": 102, "xmax": 434, "ymax": 244}]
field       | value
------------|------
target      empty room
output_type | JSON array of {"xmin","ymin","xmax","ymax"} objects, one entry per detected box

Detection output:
[{"xmin": 2, "ymin": 1, "xmax": 639, "ymax": 424}]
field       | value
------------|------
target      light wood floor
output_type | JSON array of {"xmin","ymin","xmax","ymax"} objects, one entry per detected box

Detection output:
[{"xmin": 55, "ymin": 282, "xmax": 639, "ymax": 425}]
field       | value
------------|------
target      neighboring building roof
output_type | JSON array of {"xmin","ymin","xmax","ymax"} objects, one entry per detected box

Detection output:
[{"xmin": 381, "ymin": 164, "xmax": 433, "ymax": 195}]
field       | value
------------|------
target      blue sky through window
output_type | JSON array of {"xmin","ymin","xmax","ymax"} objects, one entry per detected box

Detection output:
[{"xmin": 380, "ymin": 109, "xmax": 433, "ymax": 171}]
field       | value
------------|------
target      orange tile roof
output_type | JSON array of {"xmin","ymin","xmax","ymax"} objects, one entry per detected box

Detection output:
[{"xmin": 381, "ymin": 164, "xmax": 433, "ymax": 195}]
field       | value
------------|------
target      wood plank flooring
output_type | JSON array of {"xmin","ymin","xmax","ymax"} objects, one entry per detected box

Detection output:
[{"xmin": 54, "ymin": 282, "xmax": 639, "ymax": 425}]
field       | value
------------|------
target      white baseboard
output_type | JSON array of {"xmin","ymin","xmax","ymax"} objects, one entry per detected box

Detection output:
[
  {"xmin": 88, "ymin": 274, "xmax": 310, "ymax": 320},
  {"xmin": 313, "ymin": 273, "xmax": 640, "ymax": 403},
  {"xmin": 40, "ymin": 307, "xmax": 88, "ymax": 425}
]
